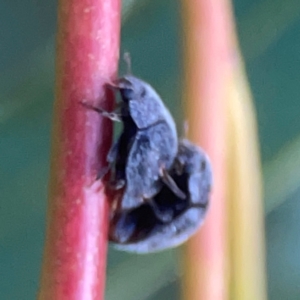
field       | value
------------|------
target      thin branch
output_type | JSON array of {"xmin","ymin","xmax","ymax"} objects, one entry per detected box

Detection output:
[{"xmin": 38, "ymin": 0, "xmax": 121, "ymax": 299}]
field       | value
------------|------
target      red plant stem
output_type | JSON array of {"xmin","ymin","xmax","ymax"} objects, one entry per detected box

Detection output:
[
  {"xmin": 38, "ymin": 0, "xmax": 121, "ymax": 299},
  {"xmin": 181, "ymin": 0, "xmax": 236, "ymax": 299}
]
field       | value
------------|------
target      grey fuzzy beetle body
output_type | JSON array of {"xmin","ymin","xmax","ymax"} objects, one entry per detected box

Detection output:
[
  {"xmin": 83, "ymin": 66, "xmax": 213, "ymax": 253},
  {"xmin": 108, "ymin": 75, "xmax": 178, "ymax": 210},
  {"xmin": 109, "ymin": 139, "xmax": 213, "ymax": 253}
]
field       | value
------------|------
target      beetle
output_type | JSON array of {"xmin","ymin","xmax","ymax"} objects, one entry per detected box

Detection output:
[
  {"xmin": 109, "ymin": 139, "xmax": 213, "ymax": 253},
  {"xmin": 84, "ymin": 74, "xmax": 184, "ymax": 211}
]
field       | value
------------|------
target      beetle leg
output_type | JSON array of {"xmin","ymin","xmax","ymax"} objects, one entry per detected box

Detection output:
[
  {"xmin": 107, "ymin": 140, "xmax": 120, "ymax": 163},
  {"xmin": 159, "ymin": 168, "xmax": 186, "ymax": 200},
  {"xmin": 147, "ymin": 199, "xmax": 174, "ymax": 223},
  {"xmin": 101, "ymin": 110, "xmax": 122, "ymax": 122},
  {"xmin": 96, "ymin": 164, "xmax": 111, "ymax": 181},
  {"xmin": 81, "ymin": 101, "xmax": 122, "ymax": 122},
  {"xmin": 109, "ymin": 179, "xmax": 125, "ymax": 190},
  {"xmin": 174, "ymin": 156, "xmax": 185, "ymax": 175}
]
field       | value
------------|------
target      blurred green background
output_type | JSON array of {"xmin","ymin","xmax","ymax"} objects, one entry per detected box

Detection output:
[{"xmin": 1, "ymin": 0, "xmax": 300, "ymax": 299}]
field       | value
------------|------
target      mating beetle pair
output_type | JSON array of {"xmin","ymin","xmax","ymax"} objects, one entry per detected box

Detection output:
[{"xmin": 86, "ymin": 71, "xmax": 212, "ymax": 253}]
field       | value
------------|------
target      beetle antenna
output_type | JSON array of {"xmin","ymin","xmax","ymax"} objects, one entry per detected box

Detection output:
[
  {"xmin": 123, "ymin": 52, "xmax": 132, "ymax": 75},
  {"xmin": 182, "ymin": 120, "xmax": 189, "ymax": 138}
]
